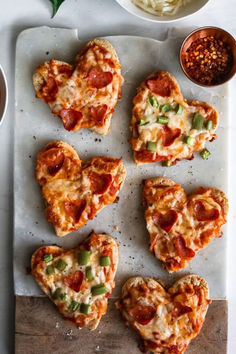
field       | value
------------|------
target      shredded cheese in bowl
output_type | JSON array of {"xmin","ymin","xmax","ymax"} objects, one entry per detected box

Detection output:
[{"xmin": 131, "ymin": 0, "xmax": 192, "ymax": 16}]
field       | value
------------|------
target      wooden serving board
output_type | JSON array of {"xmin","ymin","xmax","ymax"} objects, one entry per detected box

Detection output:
[{"xmin": 15, "ymin": 297, "xmax": 227, "ymax": 354}]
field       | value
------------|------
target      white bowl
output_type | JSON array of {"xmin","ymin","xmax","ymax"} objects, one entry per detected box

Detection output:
[
  {"xmin": 0, "ymin": 65, "xmax": 8, "ymax": 126},
  {"xmin": 116, "ymin": 0, "xmax": 210, "ymax": 23}
]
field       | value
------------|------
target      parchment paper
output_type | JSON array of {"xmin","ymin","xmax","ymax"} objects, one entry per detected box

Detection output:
[{"xmin": 14, "ymin": 27, "xmax": 228, "ymax": 298}]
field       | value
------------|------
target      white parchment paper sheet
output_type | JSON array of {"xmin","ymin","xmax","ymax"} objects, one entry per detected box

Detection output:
[{"xmin": 14, "ymin": 27, "xmax": 228, "ymax": 298}]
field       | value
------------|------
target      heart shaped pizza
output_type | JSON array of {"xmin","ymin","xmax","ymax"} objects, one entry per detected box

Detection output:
[
  {"xmin": 36, "ymin": 141, "xmax": 126, "ymax": 236},
  {"xmin": 33, "ymin": 39, "xmax": 123, "ymax": 135},
  {"xmin": 143, "ymin": 177, "xmax": 228, "ymax": 272},
  {"xmin": 31, "ymin": 232, "xmax": 119, "ymax": 330},
  {"xmin": 116, "ymin": 275, "xmax": 211, "ymax": 353},
  {"xmin": 130, "ymin": 70, "xmax": 218, "ymax": 165}
]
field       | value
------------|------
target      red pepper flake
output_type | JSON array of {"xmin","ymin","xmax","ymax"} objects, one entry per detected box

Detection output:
[{"xmin": 183, "ymin": 36, "xmax": 233, "ymax": 85}]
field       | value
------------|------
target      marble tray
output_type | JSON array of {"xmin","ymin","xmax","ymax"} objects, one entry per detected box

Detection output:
[{"xmin": 14, "ymin": 26, "xmax": 228, "ymax": 298}]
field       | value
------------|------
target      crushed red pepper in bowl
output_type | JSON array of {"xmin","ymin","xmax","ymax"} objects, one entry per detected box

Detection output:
[{"xmin": 180, "ymin": 27, "xmax": 236, "ymax": 87}]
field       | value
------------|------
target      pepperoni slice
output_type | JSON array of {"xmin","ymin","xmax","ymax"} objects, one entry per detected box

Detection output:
[
  {"xmin": 41, "ymin": 77, "xmax": 58, "ymax": 102},
  {"xmin": 88, "ymin": 68, "xmax": 113, "ymax": 89},
  {"xmin": 46, "ymin": 151, "xmax": 65, "ymax": 176},
  {"xmin": 172, "ymin": 302, "xmax": 192, "ymax": 318},
  {"xmin": 89, "ymin": 104, "xmax": 108, "ymax": 125},
  {"xmin": 174, "ymin": 236, "xmax": 195, "ymax": 259},
  {"xmin": 64, "ymin": 200, "xmax": 86, "ymax": 223},
  {"xmin": 135, "ymin": 150, "xmax": 166, "ymax": 163},
  {"xmin": 152, "ymin": 210, "xmax": 178, "ymax": 232},
  {"xmin": 60, "ymin": 109, "xmax": 83, "ymax": 131},
  {"xmin": 89, "ymin": 172, "xmax": 112, "ymax": 194},
  {"xmin": 194, "ymin": 201, "xmax": 219, "ymax": 221},
  {"xmin": 146, "ymin": 75, "xmax": 174, "ymax": 97},
  {"xmin": 64, "ymin": 270, "xmax": 84, "ymax": 292},
  {"xmin": 129, "ymin": 305, "xmax": 156, "ymax": 325},
  {"xmin": 161, "ymin": 126, "xmax": 181, "ymax": 147}
]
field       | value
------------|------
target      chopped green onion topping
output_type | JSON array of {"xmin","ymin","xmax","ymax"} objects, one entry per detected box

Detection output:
[
  {"xmin": 53, "ymin": 288, "xmax": 66, "ymax": 301},
  {"xmin": 85, "ymin": 266, "xmax": 94, "ymax": 281},
  {"xmin": 91, "ymin": 284, "xmax": 108, "ymax": 296},
  {"xmin": 200, "ymin": 149, "xmax": 211, "ymax": 160},
  {"xmin": 69, "ymin": 300, "xmax": 79, "ymax": 312},
  {"xmin": 80, "ymin": 303, "xmax": 91, "ymax": 314},
  {"xmin": 139, "ymin": 119, "xmax": 149, "ymax": 126},
  {"xmin": 78, "ymin": 250, "xmax": 91, "ymax": 265},
  {"xmin": 162, "ymin": 161, "xmax": 171, "ymax": 167},
  {"xmin": 146, "ymin": 141, "xmax": 157, "ymax": 152},
  {"xmin": 99, "ymin": 256, "xmax": 110, "ymax": 267},
  {"xmin": 46, "ymin": 265, "xmax": 55, "ymax": 275},
  {"xmin": 44, "ymin": 254, "xmax": 53, "ymax": 263},
  {"xmin": 192, "ymin": 113, "xmax": 204, "ymax": 130},
  {"xmin": 148, "ymin": 96, "xmax": 158, "ymax": 107},
  {"xmin": 156, "ymin": 116, "xmax": 169, "ymax": 124},
  {"xmin": 54, "ymin": 258, "xmax": 67, "ymax": 271},
  {"xmin": 160, "ymin": 103, "xmax": 172, "ymax": 113},
  {"xmin": 175, "ymin": 104, "xmax": 183, "ymax": 114},
  {"xmin": 206, "ymin": 120, "xmax": 212, "ymax": 130},
  {"xmin": 184, "ymin": 136, "xmax": 195, "ymax": 146}
]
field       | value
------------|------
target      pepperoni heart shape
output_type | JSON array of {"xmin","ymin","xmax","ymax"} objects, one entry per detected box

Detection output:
[
  {"xmin": 89, "ymin": 104, "xmax": 108, "ymax": 125},
  {"xmin": 129, "ymin": 305, "xmax": 156, "ymax": 325},
  {"xmin": 60, "ymin": 109, "xmax": 83, "ymax": 131},
  {"xmin": 146, "ymin": 75, "xmax": 174, "ymax": 97},
  {"xmin": 194, "ymin": 200, "xmax": 220, "ymax": 221},
  {"xmin": 88, "ymin": 68, "xmax": 113, "ymax": 89},
  {"xmin": 152, "ymin": 210, "xmax": 178, "ymax": 232},
  {"xmin": 64, "ymin": 270, "xmax": 84, "ymax": 292},
  {"xmin": 41, "ymin": 77, "xmax": 58, "ymax": 102},
  {"xmin": 89, "ymin": 172, "xmax": 112, "ymax": 194},
  {"xmin": 174, "ymin": 236, "xmax": 195, "ymax": 259},
  {"xmin": 64, "ymin": 200, "xmax": 87, "ymax": 224},
  {"xmin": 161, "ymin": 126, "xmax": 182, "ymax": 147},
  {"xmin": 46, "ymin": 152, "xmax": 65, "ymax": 176}
]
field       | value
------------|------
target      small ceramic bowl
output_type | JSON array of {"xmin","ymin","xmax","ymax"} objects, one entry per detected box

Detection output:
[
  {"xmin": 115, "ymin": 0, "xmax": 210, "ymax": 23},
  {"xmin": 180, "ymin": 26, "xmax": 236, "ymax": 87},
  {"xmin": 0, "ymin": 64, "xmax": 8, "ymax": 125}
]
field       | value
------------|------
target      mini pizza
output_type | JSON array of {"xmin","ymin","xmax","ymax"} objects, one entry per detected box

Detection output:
[
  {"xmin": 31, "ymin": 232, "xmax": 119, "ymax": 330},
  {"xmin": 130, "ymin": 70, "xmax": 218, "ymax": 165},
  {"xmin": 116, "ymin": 275, "xmax": 211, "ymax": 354},
  {"xmin": 143, "ymin": 177, "xmax": 228, "ymax": 272},
  {"xmin": 36, "ymin": 141, "xmax": 126, "ymax": 236},
  {"xmin": 33, "ymin": 39, "xmax": 123, "ymax": 135}
]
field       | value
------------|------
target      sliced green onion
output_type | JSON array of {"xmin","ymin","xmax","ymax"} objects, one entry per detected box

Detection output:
[
  {"xmin": 175, "ymin": 104, "xmax": 183, "ymax": 114},
  {"xmin": 85, "ymin": 266, "xmax": 94, "ymax": 281},
  {"xmin": 44, "ymin": 254, "xmax": 53, "ymax": 263},
  {"xmin": 54, "ymin": 258, "xmax": 67, "ymax": 271},
  {"xmin": 46, "ymin": 265, "xmax": 55, "ymax": 275},
  {"xmin": 80, "ymin": 303, "xmax": 91, "ymax": 314},
  {"xmin": 156, "ymin": 116, "xmax": 169, "ymax": 124},
  {"xmin": 184, "ymin": 136, "xmax": 195, "ymax": 146},
  {"xmin": 206, "ymin": 120, "xmax": 212, "ymax": 130},
  {"xmin": 146, "ymin": 141, "xmax": 157, "ymax": 152},
  {"xmin": 53, "ymin": 288, "xmax": 66, "ymax": 301},
  {"xmin": 192, "ymin": 113, "xmax": 204, "ymax": 130},
  {"xmin": 160, "ymin": 103, "xmax": 172, "ymax": 113},
  {"xmin": 200, "ymin": 149, "xmax": 211, "ymax": 160},
  {"xmin": 162, "ymin": 161, "xmax": 171, "ymax": 167},
  {"xmin": 148, "ymin": 95, "xmax": 158, "ymax": 108},
  {"xmin": 91, "ymin": 284, "xmax": 108, "ymax": 296},
  {"xmin": 139, "ymin": 119, "xmax": 149, "ymax": 126},
  {"xmin": 69, "ymin": 300, "xmax": 79, "ymax": 312},
  {"xmin": 78, "ymin": 250, "xmax": 91, "ymax": 265},
  {"xmin": 99, "ymin": 256, "xmax": 110, "ymax": 267}
]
